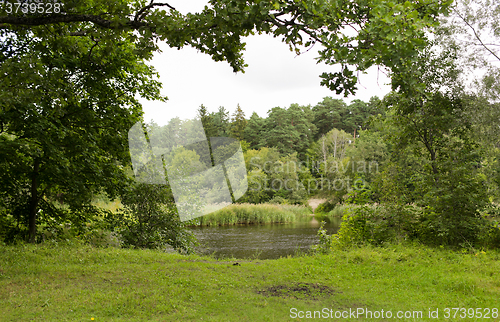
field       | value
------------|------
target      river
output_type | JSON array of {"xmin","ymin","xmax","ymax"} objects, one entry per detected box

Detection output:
[{"xmin": 190, "ymin": 216, "xmax": 341, "ymax": 260}]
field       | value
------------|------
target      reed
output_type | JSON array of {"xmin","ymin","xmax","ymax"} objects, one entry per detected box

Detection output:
[
  {"xmin": 326, "ymin": 204, "xmax": 354, "ymax": 218},
  {"xmin": 193, "ymin": 203, "xmax": 311, "ymax": 226},
  {"xmin": 314, "ymin": 204, "xmax": 380, "ymax": 222}
]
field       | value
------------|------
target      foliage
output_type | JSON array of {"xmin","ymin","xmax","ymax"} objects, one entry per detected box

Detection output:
[
  {"xmin": 311, "ymin": 221, "xmax": 334, "ymax": 254},
  {"xmin": 389, "ymin": 94, "xmax": 487, "ymax": 245},
  {"xmin": 229, "ymin": 104, "xmax": 247, "ymax": 141},
  {"xmin": 240, "ymin": 147, "xmax": 309, "ymax": 204},
  {"xmin": 118, "ymin": 183, "xmax": 196, "ymax": 253},
  {"xmin": 0, "ymin": 0, "xmax": 451, "ymax": 96},
  {"xmin": 437, "ymin": 0, "xmax": 500, "ymax": 92},
  {"xmin": 260, "ymin": 104, "xmax": 316, "ymax": 160},
  {"xmin": 210, "ymin": 106, "xmax": 231, "ymax": 137},
  {"xmin": 367, "ymin": 37, "xmax": 491, "ymax": 247},
  {"xmin": 326, "ymin": 204, "xmax": 353, "ymax": 219},
  {"xmin": 478, "ymin": 220, "xmax": 500, "ymax": 249},
  {"xmin": 0, "ymin": 0, "xmax": 454, "ymax": 244},
  {"xmin": 347, "ymin": 130, "xmax": 388, "ymax": 173},
  {"xmin": 463, "ymin": 96, "xmax": 500, "ymax": 201},
  {"xmin": 312, "ymin": 97, "xmax": 346, "ymax": 140},
  {"xmin": 314, "ymin": 200, "xmax": 337, "ymax": 214},
  {"xmin": 0, "ymin": 17, "xmax": 161, "ymax": 242},
  {"xmin": 326, "ymin": 200, "xmax": 500, "ymax": 249},
  {"xmin": 243, "ymin": 112, "xmax": 266, "ymax": 150},
  {"xmin": 198, "ymin": 104, "xmax": 218, "ymax": 139},
  {"xmin": 344, "ymin": 177, "xmax": 377, "ymax": 205},
  {"xmin": 480, "ymin": 203, "xmax": 500, "ymax": 219},
  {"xmin": 329, "ymin": 204, "xmax": 426, "ymax": 248},
  {"xmin": 314, "ymin": 128, "xmax": 352, "ymax": 163},
  {"xmin": 312, "ymin": 96, "xmax": 383, "ymax": 140}
]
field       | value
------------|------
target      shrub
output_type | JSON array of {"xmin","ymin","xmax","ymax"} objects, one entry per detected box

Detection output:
[
  {"xmin": 327, "ymin": 204, "xmax": 352, "ymax": 218},
  {"xmin": 118, "ymin": 183, "xmax": 196, "ymax": 253},
  {"xmin": 268, "ymin": 196, "xmax": 289, "ymax": 205},
  {"xmin": 311, "ymin": 221, "xmax": 333, "ymax": 254},
  {"xmin": 480, "ymin": 203, "xmax": 500, "ymax": 219},
  {"xmin": 315, "ymin": 200, "xmax": 336, "ymax": 214},
  {"xmin": 331, "ymin": 204, "xmax": 423, "ymax": 248},
  {"xmin": 474, "ymin": 219, "xmax": 500, "ymax": 249},
  {"xmin": 325, "ymin": 203, "xmax": 500, "ymax": 250}
]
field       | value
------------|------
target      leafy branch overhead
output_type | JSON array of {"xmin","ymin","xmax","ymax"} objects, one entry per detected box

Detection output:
[{"xmin": 0, "ymin": 0, "xmax": 452, "ymax": 96}]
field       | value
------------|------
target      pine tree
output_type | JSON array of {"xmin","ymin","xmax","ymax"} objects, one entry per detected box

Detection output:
[
  {"xmin": 211, "ymin": 106, "xmax": 230, "ymax": 137},
  {"xmin": 261, "ymin": 104, "xmax": 316, "ymax": 159},
  {"xmin": 229, "ymin": 104, "xmax": 247, "ymax": 141},
  {"xmin": 244, "ymin": 112, "xmax": 265, "ymax": 150},
  {"xmin": 197, "ymin": 104, "xmax": 217, "ymax": 138},
  {"xmin": 312, "ymin": 97, "xmax": 346, "ymax": 140}
]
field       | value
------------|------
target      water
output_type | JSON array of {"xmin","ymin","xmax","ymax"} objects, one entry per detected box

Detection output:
[{"xmin": 190, "ymin": 217, "xmax": 341, "ymax": 260}]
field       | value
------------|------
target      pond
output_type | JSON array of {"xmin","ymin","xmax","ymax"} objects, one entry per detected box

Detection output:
[{"xmin": 190, "ymin": 216, "xmax": 341, "ymax": 260}]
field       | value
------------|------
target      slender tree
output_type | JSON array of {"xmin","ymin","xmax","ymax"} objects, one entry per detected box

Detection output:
[{"xmin": 229, "ymin": 104, "xmax": 247, "ymax": 141}]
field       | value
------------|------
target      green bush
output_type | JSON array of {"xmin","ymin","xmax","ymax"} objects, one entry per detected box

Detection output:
[
  {"xmin": 480, "ymin": 203, "xmax": 500, "ymax": 219},
  {"xmin": 311, "ymin": 221, "xmax": 333, "ymax": 254},
  {"xmin": 325, "ymin": 203, "xmax": 500, "ymax": 250},
  {"xmin": 118, "ymin": 183, "xmax": 196, "ymax": 253},
  {"xmin": 475, "ymin": 218, "xmax": 500, "ymax": 249},
  {"xmin": 327, "ymin": 204, "xmax": 352, "ymax": 218},
  {"xmin": 331, "ymin": 204, "xmax": 423, "ymax": 248},
  {"xmin": 268, "ymin": 196, "xmax": 289, "ymax": 205},
  {"xmin": 315, "ymin": 200, "xmax": 336, "ymax": 214},
  {"xmin": 0, "ymin": 209, "xmax": 25, "ymax": 245}
]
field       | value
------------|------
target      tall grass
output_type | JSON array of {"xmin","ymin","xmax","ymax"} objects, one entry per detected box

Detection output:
[
  {"xmin": 193, "ymin": 203, "xmax": 311, "ymax": 226},
  {"xmin": 313, "ymin": 204, "xmax": 355, "ymax": 222}
]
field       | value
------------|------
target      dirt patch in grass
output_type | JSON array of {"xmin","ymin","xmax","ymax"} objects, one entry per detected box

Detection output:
[{"xmin": 257, "ymin": 282, "xmax": 339, "ymax": 300}]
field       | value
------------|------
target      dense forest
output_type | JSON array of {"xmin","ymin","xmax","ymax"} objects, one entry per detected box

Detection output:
[{"xmin": 192, "ymin": 96, "xmax": 383, "ymax": 205}]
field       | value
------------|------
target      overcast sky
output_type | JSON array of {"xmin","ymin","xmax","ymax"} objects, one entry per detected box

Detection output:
[{"xmin": 141, "ymin": 1, "xmax": 392, "ymax": 125}]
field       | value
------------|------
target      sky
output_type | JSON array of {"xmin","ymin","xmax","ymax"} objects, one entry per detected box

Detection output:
[{"xmin": 140, "ymin": 1, "xmax": 392, "ymax": 125}]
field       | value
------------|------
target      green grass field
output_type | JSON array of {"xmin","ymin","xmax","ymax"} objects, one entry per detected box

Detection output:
[{"xmin": 1, "ymin": 243, "xmax": 499, "ymax": 321}]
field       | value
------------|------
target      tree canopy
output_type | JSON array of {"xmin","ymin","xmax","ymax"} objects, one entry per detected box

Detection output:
[
  {"xmin": 1, "ymin": 0, "xmax": 452, "ymax": 96},
  {"xmin": 0, "ymin": 14, "xmax": 163, "ymax": 242}
]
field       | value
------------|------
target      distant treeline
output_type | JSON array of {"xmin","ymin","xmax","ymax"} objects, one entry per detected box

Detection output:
[{"xmin": 197, "ymin": 96, "xmax": 383, "ymax": 160}]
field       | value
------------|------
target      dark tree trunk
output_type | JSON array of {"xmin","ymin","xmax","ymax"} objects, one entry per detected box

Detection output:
[{"xmin": 28, "ymin": 159, "xmax": 39, "ymax": 243}]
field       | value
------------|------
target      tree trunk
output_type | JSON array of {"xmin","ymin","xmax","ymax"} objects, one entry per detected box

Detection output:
[
  {"xmin": 322, "ymin": 136, "xmax": 327, "ymax": 166},
  {"xmin": 28, "ymin": 159, "xmax": 39, "ymax": 243},
  {"xmin": 333, "ymin": 132, "xmax": 337, "ymax": 159}
]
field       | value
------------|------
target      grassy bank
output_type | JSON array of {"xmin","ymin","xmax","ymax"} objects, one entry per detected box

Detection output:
[
  {"xmin": 193, "ymin": 203, "xmax": 312, "ymax": 226},
  {"xmin": 1, "ymin": 244, "xmax": 499, "ymax": 321}
]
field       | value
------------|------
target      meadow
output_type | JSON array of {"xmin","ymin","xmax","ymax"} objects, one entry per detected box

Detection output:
[{"xmin": 1, "ymin": 243, "xmax": 499, "ymax": 321}]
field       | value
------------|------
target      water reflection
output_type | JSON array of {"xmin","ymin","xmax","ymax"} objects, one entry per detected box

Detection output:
[{"xmin": 190, "ymin": 217, "xmax": 341, "ymax": 260}]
